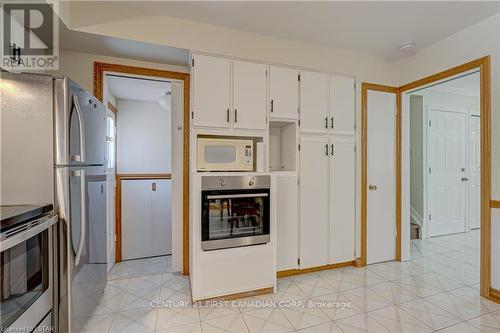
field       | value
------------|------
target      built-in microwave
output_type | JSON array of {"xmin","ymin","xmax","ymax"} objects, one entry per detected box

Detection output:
[{"xmin": 197, "ymin": 138, "xmax": 253, "ymax": 171}]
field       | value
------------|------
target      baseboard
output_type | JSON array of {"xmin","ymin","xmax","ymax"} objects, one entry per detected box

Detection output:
[
  {"xmin": 194, "ymin": 287, "xmax": 274, "ymax": 304},
  {"xmin": 410, "ymin": 205, "xmax": 423, "ymax": 226},
  {"xmin": 490, "ymin": 287, "xmax": 500, "ymax": 304},
  {"xmin": 277, "ymin": 260, "xmax": 354, "ymax": 278}
]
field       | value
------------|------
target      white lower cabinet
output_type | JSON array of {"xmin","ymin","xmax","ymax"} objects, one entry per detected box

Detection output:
[
  {"xmin": 298, "ymin": 135, "xmax": 355, "ymax": 269},
  {"xmin": 299, "ymin": 136, "xmax": 330, "ymax": 268},
  {"xmin": 329, "ymin": 137, "xmax": 356, "ymax": 264},
  {"xmin": 276, "ymin": 176, "xmax": 299, "ymax": 271},
  {"xmin": 122, "ymin": 179, "xmax": 172, "ymax": 260}
]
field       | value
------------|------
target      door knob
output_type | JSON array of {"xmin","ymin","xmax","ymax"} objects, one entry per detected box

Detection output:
[
  {"xmin": 369, "ymin": 184, "xmax": 378, "ymax": 191},
  {"xmin": 461, "ymin": 177, "xmax": 469, "ymax": 182}
]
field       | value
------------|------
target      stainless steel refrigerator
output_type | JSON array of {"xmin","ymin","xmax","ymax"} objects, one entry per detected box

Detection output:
[{"xmin": 54, "ymin": 77, "xmax": 108, "ymax": 333}]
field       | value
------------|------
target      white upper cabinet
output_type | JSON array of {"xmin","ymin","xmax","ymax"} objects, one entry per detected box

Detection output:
[
  {"xmin": 300, "ymin": 71, "xmax": 329, "ymax": 134},
  {"xmin": 331, "ymin": 75, "xmax": 355, "ymax": 136},
  {"xmin": 329, "ymin": 137, "xmax": 355, "ymax": 264},
  {"xmin": 299, "ymin": 136, "xmax": 329, "ymax": 269},
  {"xmin": 269, "ymin": 65, "xmax": 299, "ymax": 119},
  {"xmin": 233, "ymin": 60, "xmax": 267, "ymax": 130},
  {"xmin": 192, "ymin": 54, "xmax": 231, "ymax": 128}
]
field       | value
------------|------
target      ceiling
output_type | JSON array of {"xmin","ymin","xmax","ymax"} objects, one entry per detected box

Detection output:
[
  {"xmin": 107, "ymin": 75, "xmax": 171, "ymax": 102},
  {"xmin": 59, "ymin": 22, "xmax": 190, "ymax": 66}
]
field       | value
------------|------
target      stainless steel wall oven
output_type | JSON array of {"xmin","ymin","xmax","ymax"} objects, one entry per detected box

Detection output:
[{"xmin": 201, "ymin": 176, "xmax": 270, "ymax": 251}]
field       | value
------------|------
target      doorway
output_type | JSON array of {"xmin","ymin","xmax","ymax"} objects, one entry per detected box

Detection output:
[
  {"xmin": 362, "ymin": 56, "xmax": 491, "ymax": 300},
  {"xmin": 94, "ymin": 62, "xmax": 190, "ymax": 275}
]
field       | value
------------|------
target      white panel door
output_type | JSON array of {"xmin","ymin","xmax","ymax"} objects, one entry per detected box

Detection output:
[
  {"xmin": 331, "ymin": 75, "xmax": 355, "ymax": 136},
  {"xmin": 469, "ymin": 114, "xmax": 481, "ymax": 230},
  {"xmin": 88, "ymin": 181, "xmax": 107, "ymax": 264},
  {"xmin": 269, "ymin": 66, "xmax": 299, "ymax": 119},
  {"xmin": 276, "ymin": 176, "xmax": 299, "ymax": 271},
  {"xmin": 367, "ymin": 90, "xmax": 396, "ymax": 265},
  {"xmin": 300, "ymin": 71, "xmax": 329, "ymax": 134},
  {"xmin": 122, "ymin": 180, "xmax": 152, "ymax": 260},
  {"xmin": 300, "ymin": 136, "xmax": 329, "ymax": 268},
  {"xmin": 330, "ymin": 137, "xmax": 355, "ymax": 264},
  {"xmin": 428, "ymin": 109, "xmax": 467, "ymax": 237},
  {"xmin": 192, "ymin": 54, "xmax": 231, "ymax": 128},
  {"xmin": 151, "ymin": 180, "xmax": 172, "ymax": 256},
  {"xmin": 233, "ymin": 60, "xmax": 267, "ymax": 130}
]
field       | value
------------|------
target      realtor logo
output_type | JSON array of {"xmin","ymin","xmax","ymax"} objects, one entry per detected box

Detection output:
[{"xmin": 1, "ymin": 1, "xmax": 59, "ymax": 70}]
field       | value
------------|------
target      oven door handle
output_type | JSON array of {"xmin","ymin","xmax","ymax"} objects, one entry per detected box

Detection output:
[
  {"xmin": 0, "ymin": 216, "xmax": 58, "ymax": 251},
  {"xmin": 206, "ymin": 193, "xmax": 268, "ymax": 199}
]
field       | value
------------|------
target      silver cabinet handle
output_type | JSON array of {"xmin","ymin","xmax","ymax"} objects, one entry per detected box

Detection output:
[
  {"xmin": 369, "ymin": 184, "xmax": 378, "ymax": 191},
  {"xmin": 226, "ymin": 108, "xmax": 230, "ymax": 122},
  {"xmin": 325, "ymin": 144, "xmax": 329, "ymax": 156},
  {"xmin": 74, "ymin": 169, "xmax": 86, "ymax": 267},
  {"xmin": 325, "ymin": 117, "xmax": 328, "ymax": 128},
  {"xmin": 234, "ymin": 109, "xmax": 238, "ymax": 123},
  {"xmin": 270, "ymin": 99, "xmax": 274, "ymax": 112},
  {"xmin": 152, "ymin": 182, "xmax": 157, "ymax": 191},
  {"xmin": 331, "ymin": 144, "xmax": 334, "ymax": 156},
  {"xmin": 461, "ymin": 177, "xmax": 469, "ymax": 182},
  {"xmin": 331, "ymin": 117, "xmax": 334, "ymax": 129}
]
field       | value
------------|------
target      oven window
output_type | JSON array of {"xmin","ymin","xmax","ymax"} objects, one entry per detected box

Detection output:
[
  {"xmin": 204, "ymin": 146, "xmax": 236, "ymax": 164},
  {"xmin": 0, "ymin": 230, "xmax": 49, "ymax": 329},
  {"xmin": 202, "ymin": 190, "xmax": 270, "ymax": 242}
]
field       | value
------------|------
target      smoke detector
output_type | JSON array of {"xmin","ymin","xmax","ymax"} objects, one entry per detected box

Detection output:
[{"xmin": 399, "ymin": 42, "xmax": 417, "ymax": 56}]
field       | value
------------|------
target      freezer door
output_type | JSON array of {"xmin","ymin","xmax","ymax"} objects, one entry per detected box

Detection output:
[{"xmin": 55, "ymin": 78, "xmax": 107, "ymax": 166}]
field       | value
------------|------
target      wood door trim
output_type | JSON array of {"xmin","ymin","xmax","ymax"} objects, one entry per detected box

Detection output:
[
  {"xmin": 117, "ymin": 173, "xmax": 172, "ymax": 180},
  {"xmin": 361, "ymin": 83, "xmax": 399, "ymax": 267},
  {"xmin": 361, "ymin": 56, "xmax": 491, "ymax": 299},
  {"xmin": 94, "ymin": 62, "xmax": 190, "ymax": 275},
  {"xmin": 107, "ymin": 101, "xmax": 118, "ymax": 113},
  {"xmin": 491, "ymin": 200, "xmax": 500, "ymax": 209},
  {"xmin": 490, "ymin": 287, "xmax": 500, "ymax": 304},
  {"xmin": 277, "ymin": 260, "xmax": 354, "ymax": 278}
]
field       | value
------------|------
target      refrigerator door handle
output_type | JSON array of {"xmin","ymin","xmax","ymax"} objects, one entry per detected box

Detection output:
[
  {"xmin": 72, "ymin": 94, "xmax": 86, "ymax": 163},
  {"xmin": 74, "ymin": 169, "xmax": 86, "ymax": 267}
]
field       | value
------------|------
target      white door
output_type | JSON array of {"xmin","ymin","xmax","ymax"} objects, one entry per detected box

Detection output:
[
  {"xmin": 367, "ymin": 90, "xmax": 396, "ymax": 265},
  {"xmin": 122, "ymin": 180, "xmax": 152, "ymax": 260},
  {"xmin": 331, "ymin": 75, "xmax": 356, "ymax": 136},
  {"xmin": 269, "ymin": 65, "xmax": 299, "ymax": 119},
  {"xmin": 300, "ymin": 71, "xmax": 329, "ymax": 134},
  {"xmin": 192, "ymin": 54, "xmax": 231, "ymax": 128},
  {"xmin": 427, "ymin": 109, "xmax": 467, "ymax": 237},
  {"xmin": 151, "ymin": 180, "xmax": 172, "ymax": 256},
  {"xmin": 469, "ymin": 114, "xmax": 481, "ymax": 230},
  {"xmin": 276, "ymin": 176, "xmax": 299, "ymax": 271},
  {"xmin": 233, "ymin": 60, "xmax": 267, "ymax": 130},
  {"xmin": 300, "ymin": 136, "xmax": 329, "ymax": 268},
  {"xmin": 330, "ymin": 137, "xmax": 355, "ymax": 264}
]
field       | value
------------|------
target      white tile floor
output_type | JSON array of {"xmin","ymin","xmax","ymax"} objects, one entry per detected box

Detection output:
[{"xmin": 80, "ymin": 230, "xmax": 500, "ymax": 332}]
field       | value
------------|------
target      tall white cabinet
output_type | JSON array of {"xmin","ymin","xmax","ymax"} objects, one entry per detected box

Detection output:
[{"xmin": 298, "ymin": 72, "xmax": 356, "ymax": 268}]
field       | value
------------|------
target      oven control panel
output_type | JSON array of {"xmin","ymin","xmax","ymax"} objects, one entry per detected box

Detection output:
[{"xmin": 202, "ymin": 175, "xmax": 270, "ymax": 191}]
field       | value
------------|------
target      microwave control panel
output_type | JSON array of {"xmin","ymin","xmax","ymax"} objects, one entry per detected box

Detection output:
[{"xmin": 244, "ymin": 145, "xmax": 252, "ymax": 165}]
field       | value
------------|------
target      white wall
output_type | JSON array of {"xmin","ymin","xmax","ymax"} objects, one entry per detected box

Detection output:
[
  {"xmin": 410, "ymin": 95, "xmax": 424, "ymax": 222},
  {"xmin": 116, "ymin": 99, "xmax": 171, "ymax": 174},
  {"xmin": 398, "ymin": 13, "xmax": 500, "ymax": 289}
]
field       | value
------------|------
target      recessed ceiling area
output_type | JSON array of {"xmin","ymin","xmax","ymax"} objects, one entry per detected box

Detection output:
[
  {"xmin": 107, "ymin": 75, "xmax": 171, "ymax": 102},
  {"xmin": 59, "ymin": 21, "xmax": 190, "ymax": 67},
  {"xmin": 72, "ymin": 1, "xmax": 500, "ymax": 60}
]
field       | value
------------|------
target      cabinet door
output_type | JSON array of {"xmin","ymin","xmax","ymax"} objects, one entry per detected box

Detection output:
[
  {"xmin": 122, "ymin": 180, "xmax": 152, "ymax": 260},
  {"xmin": 151, "ymin": 180, "xmax": 172, "ymax": 256},
  {"xmin": 299, "ymin": 136, "xmax": 330, "ymax": 268},
  {"xmin": 192, "ymin": 54, "xmax": 231, "ymax": 128},
  {"xmin": 329, "ymin": 137, "xmax": 355, "ymax": 264},
  {"xmin": 233, "ymin": 60, "xmax": 267, "ymax": 130},
  {"xmin": 269, "ymin": 66, "xmax": 299, "ymax": 119},
  {"xmin": 331, "ymin": 75, "xmax": 355, "ymax": 136},
  {"xmin": 277, "ymin": 176, "xmax": 299, "ymax": 271},
  {"xmin": 300, "ymin": 71, "xmax": 329, "ymax": 134}
]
